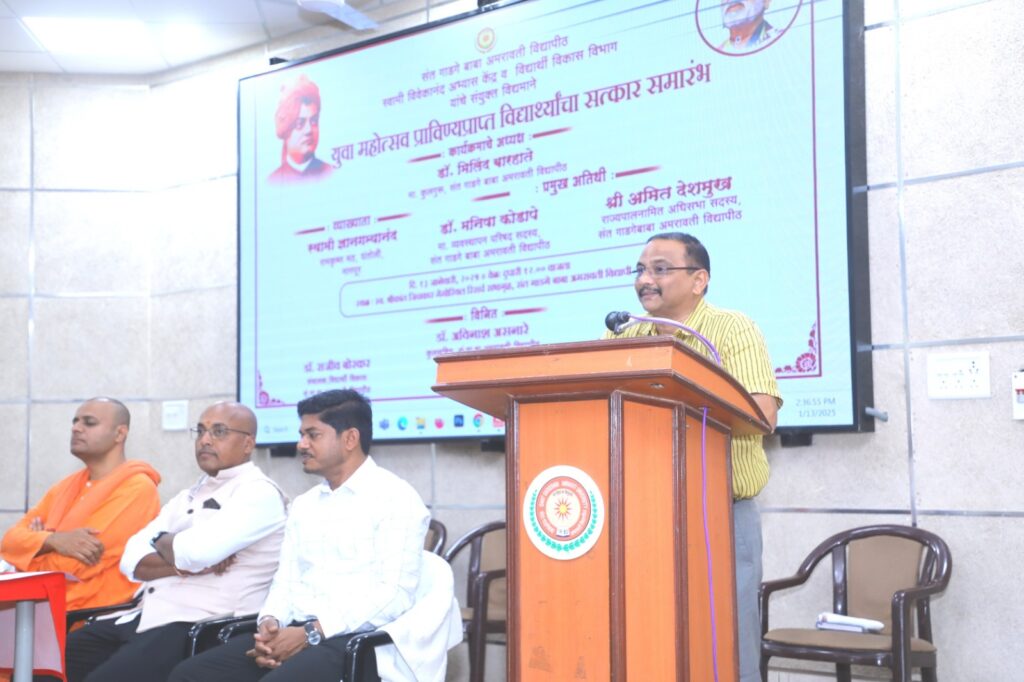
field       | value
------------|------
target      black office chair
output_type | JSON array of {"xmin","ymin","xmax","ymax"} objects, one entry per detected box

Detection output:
[
  {"xmin": 64, "ymin": 592, "xmax": 243, "ymax": 660},
  {"xmin": 65, "ymin": 593, "xmax": 141, "ymax": 632},
  {"xmin": 187, "ymin": 612, "xmax": 257, "ymax": 656}
]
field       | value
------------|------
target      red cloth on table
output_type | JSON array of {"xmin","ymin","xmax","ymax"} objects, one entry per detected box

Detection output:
[{"xmin": 0, "ymin": 571, "xmax": 67, "ymax": 680}]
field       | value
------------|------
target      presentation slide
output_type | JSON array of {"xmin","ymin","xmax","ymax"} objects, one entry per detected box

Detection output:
[{"xmin": 238, "ymin": 0, "xmax": 858, "ymax": 444}]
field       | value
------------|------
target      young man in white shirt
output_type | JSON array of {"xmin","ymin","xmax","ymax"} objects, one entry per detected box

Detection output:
[
  {"xmin": 169, "ymin": 389, "xmax": 429, "ymax": 682},
  {"xmin": 65, "ymin": 401, "xmax": 288, "ymax": 682}
]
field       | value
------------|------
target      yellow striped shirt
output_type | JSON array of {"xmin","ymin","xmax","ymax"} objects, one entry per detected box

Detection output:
[{"xmin": 603, "ymin": 298, "xmax": 782, "ymax": 498}]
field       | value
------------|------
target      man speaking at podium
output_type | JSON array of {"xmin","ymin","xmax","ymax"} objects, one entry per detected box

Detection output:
[{"xmin": 604, "ymin": 232, "xmax": 781, "ymax": 682}]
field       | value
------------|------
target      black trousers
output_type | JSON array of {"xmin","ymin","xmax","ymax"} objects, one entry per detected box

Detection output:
[
  {"xmin": 168, "ymin": 630, "xmax": 377, "ymax": 682},
  {"xmin": 65, "ymin": 615, "xmax": 192, "ymax": 682}
]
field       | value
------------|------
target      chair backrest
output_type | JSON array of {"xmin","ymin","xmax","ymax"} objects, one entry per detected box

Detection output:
[
  {"xmin": 823, "ymin": 525, "xmax": 951, "ymax": 636},
  {"xmin": 847, "ymin": 535, "xmax": 924, "ymax": 630},
  {"xmin": 425, "ymin": 518, "xmax": 447, "ymax": 555},
  {"xmin": 444, "ymin": 520, "xmax": 507, "ymax": 621}
]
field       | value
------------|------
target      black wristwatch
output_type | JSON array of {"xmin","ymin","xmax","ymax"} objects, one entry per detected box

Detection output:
[{"xmin": 304, "ymin": 619, "xmax": 323, "ymax": 646}]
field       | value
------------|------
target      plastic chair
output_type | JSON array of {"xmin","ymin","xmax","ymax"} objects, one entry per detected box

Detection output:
[
  {"xmin": 760, "ymin": 524, "xmax": 952, "ymax": 682},
  {"xmin": 442, "ymin": 520, "xmax": 506, "ymax": 682},
  {"xmin": 425, "ymin": 518, "xmax": 447, "ymax": 555}
]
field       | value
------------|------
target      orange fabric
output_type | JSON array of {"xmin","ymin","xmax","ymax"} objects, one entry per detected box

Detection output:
[{"xmin": 1, "ymin": 461, "xmax": 161, "ymax": 612}]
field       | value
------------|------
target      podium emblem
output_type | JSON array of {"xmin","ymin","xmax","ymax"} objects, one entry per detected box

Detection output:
[{"xmin": 523, "ymin": 465, "xmax": 604, "ymax": 560}]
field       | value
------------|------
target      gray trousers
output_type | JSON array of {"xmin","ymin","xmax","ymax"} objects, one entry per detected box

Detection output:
[{"xmin": 733, "ymin": 498, "xmax": 763, "ymax": 682}]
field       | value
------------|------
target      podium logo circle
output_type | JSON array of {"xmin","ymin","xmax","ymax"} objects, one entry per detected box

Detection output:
[{"xmin": 523, "ymin": 465, "xmax": 604, "ymax": 560}]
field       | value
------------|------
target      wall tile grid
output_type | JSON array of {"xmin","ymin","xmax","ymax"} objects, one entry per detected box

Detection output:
[
  {"xmin": 33, "ymin": 191, "xmax": 151, "ymax": 295},
  {"xmin": 0, "ymin": 404, "xmax": 29, "ymax": 511},
  {"xmin": 898, "ymin": 0, "xmax": 1024, "ymax": 180},
  {"xmin": 0, "ymin": 81, "xmax": 31, "ymax": 189},
  {"xmin": 758, "ymin": 3, "xmax": 1024, "ymax": 681},
  {"xmin": 0, "ymin": 298, "xmax": 29, "ymax": 401},
  {"xmin": 32, "ymin": 81, "xmax": 153, "ymax": 191},
  {"xmin": 149, "ymin": 179, "xmax": 238, "ymax": 295},
  {"xmin": 0, "ymin": 191, "xmax": 31, "ymax": 294}
]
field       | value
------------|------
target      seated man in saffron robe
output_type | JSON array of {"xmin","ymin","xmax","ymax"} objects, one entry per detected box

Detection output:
[{"xmin": 0, "ymin": 397, "xmax": 162, "ymax": 612}]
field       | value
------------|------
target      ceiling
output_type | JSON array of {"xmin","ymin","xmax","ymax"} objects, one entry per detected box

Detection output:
[{"xmin": 0, "ymin": 0, "xmax": 373, "ymax": 75}]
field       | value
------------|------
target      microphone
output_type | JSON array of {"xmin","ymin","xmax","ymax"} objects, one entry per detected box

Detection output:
[
  {"xmin": 604, "ymin": 310, "xmax": 722, "ymax": 365},
  {"xmin": 604, "ymin": 310, "xmax": 631, "ymax": 332}
]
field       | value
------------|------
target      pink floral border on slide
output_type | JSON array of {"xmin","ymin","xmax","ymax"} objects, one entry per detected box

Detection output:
[
  {"xmin": 775, "ymin": 323, "xmax": 821, "ymax": 378},
  {"xmin": 256, "ymin": 372, "xmax": 287, "ymax": 407}
]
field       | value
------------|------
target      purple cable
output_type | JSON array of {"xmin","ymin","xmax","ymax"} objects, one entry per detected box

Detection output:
[
  {"xmin": 701, "ymin": 407, "xmax": 720, "ymax": 682},
  {"xmin": 615, "ymin": 314, "xmax": 722, "ymax": 365},
  {"xmin": 615, "ymin": 310, "xmax": 721, "ymax": 678}
]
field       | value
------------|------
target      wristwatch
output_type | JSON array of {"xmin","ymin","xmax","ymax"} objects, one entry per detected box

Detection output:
[
  {"xmin": 150, "ymin": 531, "xmax": 168, "ymax": 548},
  {"xmin": 304, "ymin": 619, "xmax": 323, "ymax": 647}
]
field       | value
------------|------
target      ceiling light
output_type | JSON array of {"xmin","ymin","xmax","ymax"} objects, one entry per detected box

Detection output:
[{"xmin": 22, "ymin": 17, "xmax": 158, "ymax": 59}]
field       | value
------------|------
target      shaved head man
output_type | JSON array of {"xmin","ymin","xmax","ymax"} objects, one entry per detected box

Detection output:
[
  {"xmin": 193, "ymin": 402, "xmax": 259, "ymax": 476},
  {"xmin": 70, "ymin": 398, "xmax": 131, "ymax": 472},
  {"xmin": 1, "ymin": 397, "xmax": 162, "ymax": 612}
]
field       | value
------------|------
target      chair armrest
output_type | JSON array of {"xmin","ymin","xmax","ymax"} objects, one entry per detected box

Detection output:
[
  {"xmin": 890, "ymin": 572, "xmax": 953, "ymax": 625},
  {"xmin": 897, "ymin": 576, "xmax": 952, "ymax": 603},
  {"xmin": 888, "ymin": 583, "xmax": 946, "ymax": 677},
  {"xmin": 760, "ymin": 574, "xmax": 811, "ymax": 598},
  {"xmin": 186, "ymin": 613, "xmax": 257, "ymax": 657},
  {"xmin": 66, "ymin": 594, "xmax": 142, "ymax": 632},
  {"xmin": 758, "ymin": 536, "xmax": 843, "ymax": 636},
  {"xmin": 218, "ymin": 616, "xmax": 260, "ymax": 645},
  {"xmin": 345, "ymin": 630, "xmax": 394, "ymax": 682},
  {"xmin": 890, "ymin": 579, "xmax": 951, "ymax": 641},
  {"xmin": 472, "ymin": 568, "xmax": 507, "ymax": 624},
  {"xmin": 758, "ymin": 574, "xmax": 811, "ymax": 635}
]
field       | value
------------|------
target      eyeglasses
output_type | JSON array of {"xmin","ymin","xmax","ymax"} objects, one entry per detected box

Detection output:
[
  {"xmin": 190, "ymin": 425, "xmax": 252, "ymax": 441},
  {"xmin": 632, "ymin": 264, "xmax": 703, "ymax": 278}
]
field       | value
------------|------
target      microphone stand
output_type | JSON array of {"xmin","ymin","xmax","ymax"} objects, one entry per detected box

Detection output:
[{"xmin": 613, "ymin": 313, "xmax": 722, "ymax": 366}]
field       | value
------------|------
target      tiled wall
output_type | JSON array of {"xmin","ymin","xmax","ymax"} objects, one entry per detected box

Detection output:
[
  {"xmin": 0, "ymin": 1, "xmax": 1021, "ymax": 681},
  {"xmin": 759, "ymin": 1, "xmax": 1024, "ymax": 681}
]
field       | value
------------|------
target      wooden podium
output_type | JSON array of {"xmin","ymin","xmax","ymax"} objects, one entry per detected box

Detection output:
[{"xmin": 433, "ymin": 337, "xmax": 770, "ymax": 682}]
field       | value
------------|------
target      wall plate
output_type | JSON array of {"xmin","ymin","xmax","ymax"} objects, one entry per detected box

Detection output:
[
  {"xmin": 926, "ymin": 352, "xmax": 990, "ymax": 399},
  {"xmin": 162, "ymin": 400, "xmax": 189, "ymax": 431}
]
